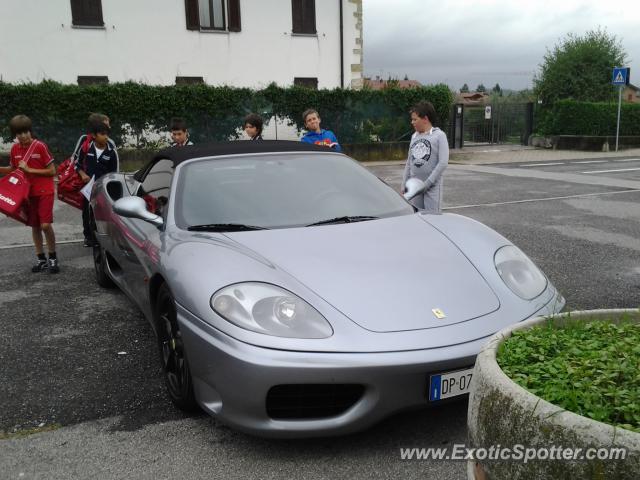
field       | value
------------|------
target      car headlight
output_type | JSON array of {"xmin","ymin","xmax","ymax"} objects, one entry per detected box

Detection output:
[
  {"xmin": 210, "ymin": 282, "xmax": 333, "ymax": 338},
  {"xmin": 494, "ymin": 245, "xmax": 547, "ymax": 300}
]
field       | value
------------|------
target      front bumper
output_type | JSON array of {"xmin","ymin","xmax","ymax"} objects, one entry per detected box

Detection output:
[{"xmin": 177, "ymin": 294, "xmax": 564, "ymax": 438}]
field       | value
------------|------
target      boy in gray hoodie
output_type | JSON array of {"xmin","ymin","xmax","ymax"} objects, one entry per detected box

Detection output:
[{"xmin": 402, "ymin": 102, "xmax": 449, "ymax": 212}]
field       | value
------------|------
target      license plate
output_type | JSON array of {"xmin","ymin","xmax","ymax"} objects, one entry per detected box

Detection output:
[{"xmin": 428, "ymin": 367, "xmax": 474, "ymax": 401}]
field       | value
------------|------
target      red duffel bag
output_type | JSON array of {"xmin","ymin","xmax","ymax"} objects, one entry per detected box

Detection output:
[
  {"xmin": 57, "ymin": 157, "xmax": 84, "ymax": 210},
  {"xmin": 0, "ymin": 168, "xmax": 30, "ymax": 224}
]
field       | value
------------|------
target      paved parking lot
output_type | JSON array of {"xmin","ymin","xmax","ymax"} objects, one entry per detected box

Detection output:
[{"xmin": 1, "ymin": 154, "xmax": 639, "ymax": 479}]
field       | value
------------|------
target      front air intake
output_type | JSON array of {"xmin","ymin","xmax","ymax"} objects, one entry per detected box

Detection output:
[{"xmin": 266, "ymin": 384, "xmax": 365, "ymax": 420}]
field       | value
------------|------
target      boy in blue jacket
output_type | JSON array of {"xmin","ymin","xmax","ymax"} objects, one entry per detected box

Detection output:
[{"xmin": 300, "ymin": 109, "xmax": 342, "ymax": 152}]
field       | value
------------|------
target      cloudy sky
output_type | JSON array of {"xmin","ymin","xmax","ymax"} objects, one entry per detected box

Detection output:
[{"xmin": 363, "ymin": 0, "xmax": 639, "ymax": 91}]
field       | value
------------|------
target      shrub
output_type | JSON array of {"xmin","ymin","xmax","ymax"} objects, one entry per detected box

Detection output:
[
  {"xmin": 497, "ymin": 319, "xmax": 640, "ymax": 433},
  {"xmin": 0, "ymin": 81, "xmax": 454, "ymax": 157},
  {"xmin": 535, "ymin": 99, "xmax": 640, "ymax": 136}
]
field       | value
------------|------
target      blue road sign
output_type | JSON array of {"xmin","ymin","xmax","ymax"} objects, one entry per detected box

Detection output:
[{"xmin": 612, "ymin": 67, "xmax": 630, "ymax": 86}]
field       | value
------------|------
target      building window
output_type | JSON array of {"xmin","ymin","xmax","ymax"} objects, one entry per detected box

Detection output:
[
  {"xmin": 294, "ymin": 77, "xmax": 318, "ymax": 89},
  {"xmin": 185, "ymin": 0, "xmax": 241, "ymax": 32},
  {"xmin": 200, "ymin": 0, "xmax": 226, "ymax": 30},
  {"xmin": 292, "ymin": 0, "xmax": 316, "ymax": 34},
  {"xmin": 176, "ymin": 76, "xmax": 205, "ymax": 85},
  {"xmin": 70, "ymin": 0, "xmax": 104, "ymax": 27},
  {"xmin": 77, "ymin": 76, "xmax": 109, "ymax": 86}
]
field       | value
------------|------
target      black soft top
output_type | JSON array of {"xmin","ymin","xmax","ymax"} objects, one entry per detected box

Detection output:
[{"xmin": 133, "ymin": 140, "xmax": 332, "ymax": 182}]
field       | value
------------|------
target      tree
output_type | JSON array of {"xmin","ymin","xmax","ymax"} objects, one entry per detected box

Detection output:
[
  {"xmin": 460, "ymin": 83, "xmax": 470, "ymax": 93},
  {"xmin": 476, "ymin": 84, "xmax": 486, "ymax": 93},
  {"xmin": 492, "ymin": 83, "xmax": 502, "ymax": 94},
  {"xmin": 534, "ymin": 28, "xmax": 626, "ymax": 104}
]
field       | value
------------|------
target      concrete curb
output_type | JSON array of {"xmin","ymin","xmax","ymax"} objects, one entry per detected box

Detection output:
[
  {"xmin": 467, "ymin": 309, "xmax": 640, "ymax": 480},
  {"xmin": 450, "ymin": 147, "xmax": 640, "ymax": 165}
]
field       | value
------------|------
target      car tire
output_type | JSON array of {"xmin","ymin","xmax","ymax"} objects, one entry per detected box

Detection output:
[
  {"xmin": 155, "ymin": 284, "xmax": 199, "ymax": 412},
  {"xmin": 93, "ymin": 242, "xmax": 116, "ymax": 289}
]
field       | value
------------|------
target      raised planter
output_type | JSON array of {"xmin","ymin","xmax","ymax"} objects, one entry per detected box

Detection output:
[{"xmin": 467, "ymin": 309, "xmax": 640, "ymax": 480}]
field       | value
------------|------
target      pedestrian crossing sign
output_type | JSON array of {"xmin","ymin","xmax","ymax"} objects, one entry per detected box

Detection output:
[{"xmin": 612, "ymin": 67, "xmax": 630, "ymax": 86}]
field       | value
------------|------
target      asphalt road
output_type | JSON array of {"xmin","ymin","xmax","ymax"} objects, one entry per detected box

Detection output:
[{"xmin": 1, "ymin": 157, "xmax": 639, "ymax": 479}]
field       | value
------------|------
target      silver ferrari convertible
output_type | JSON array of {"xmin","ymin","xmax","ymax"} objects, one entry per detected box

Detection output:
[{"xmin": 90, "ymin": 141, "xmax": 564, "ymax": 437}]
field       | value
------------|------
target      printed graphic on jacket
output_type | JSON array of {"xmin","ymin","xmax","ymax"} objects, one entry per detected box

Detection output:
[
  {"xmin": 315, "ymin": 138, "xmax": 335, "ymax": 147},
  {"xmin": 410, "ymin": 139, "xmax": 432, "ymax": 168}
]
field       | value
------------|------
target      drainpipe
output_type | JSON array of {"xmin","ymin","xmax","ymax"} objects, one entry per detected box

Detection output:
[{"xmin": 339, "ymin": 0, "xmax": 344, "ymax": 88}]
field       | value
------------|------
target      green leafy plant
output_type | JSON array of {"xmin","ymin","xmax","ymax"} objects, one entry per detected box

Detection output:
[
  {"xmin": 534, "ymin": 28, "xmax": 627, "ymax": 104},
  {"xmin": 497, "ymin": 319, "xmax": 640, "ymax": 433},
  {"xmin": 535, "ymin": 99, "xmax": 640, "ymax": 136},
  {"xmin": 0, "ymin": 81, "xmax": 454, "ymax": 158}
]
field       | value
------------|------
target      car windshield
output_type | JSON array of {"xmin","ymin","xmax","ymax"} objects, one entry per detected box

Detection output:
[{"xmin": 174, "ymin": 152, "xmax": 413, "ymax": 230}]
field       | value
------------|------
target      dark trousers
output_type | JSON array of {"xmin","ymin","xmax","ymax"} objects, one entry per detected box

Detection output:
[{"xmin": 82, "ymin": 198, "xmax": 93, "ymax": 241}]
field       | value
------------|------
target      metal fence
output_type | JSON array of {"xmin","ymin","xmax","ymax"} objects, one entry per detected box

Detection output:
[{"xmin": 458, "ymin": 102, "xmax": 533, "ymax": 146}]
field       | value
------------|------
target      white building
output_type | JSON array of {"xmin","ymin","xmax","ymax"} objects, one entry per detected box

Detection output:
[{"xmin": 0, "ymin": 0, "xmax": 363, "ymax": 89}]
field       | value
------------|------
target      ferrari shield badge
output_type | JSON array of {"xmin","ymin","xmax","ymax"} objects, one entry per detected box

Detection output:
[{"xmin": 432, "ymin": 308, "xmax": 446, "ymax": 319}]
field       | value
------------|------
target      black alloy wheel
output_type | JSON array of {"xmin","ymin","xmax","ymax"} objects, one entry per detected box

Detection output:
[
  {"xmin": 92, "ymin": 242, "xmax": 115, "ymax": 288},
  {"xmin": 155, "ymin": 284, "xmax": 198, "ymax": 412}
]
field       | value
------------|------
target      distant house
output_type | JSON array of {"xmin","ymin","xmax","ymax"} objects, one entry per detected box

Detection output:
[
  {"xmin": 363, "ymin": 76, "xmax": 421, "ymax": 90},
  {"xmin": 623, "ymin": 83, "xmax": 640, "ymax": 103},
  {"xmin": 456, "ymin": 92, "xmax": 491, "ymax": 105}
]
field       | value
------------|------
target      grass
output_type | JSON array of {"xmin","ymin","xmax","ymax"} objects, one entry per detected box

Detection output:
[
  {"xmin": 497, "ymin": 318, "xmax": 640, "ymax": 433},
  {"xmin": 0, "ymin": 423, "xmax": 62, "ymax": 440}
]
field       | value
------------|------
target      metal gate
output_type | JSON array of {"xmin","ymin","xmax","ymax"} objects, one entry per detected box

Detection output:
[{"xmin": 449, "ymin": 102, "xmax": 534, "ymax": 148}]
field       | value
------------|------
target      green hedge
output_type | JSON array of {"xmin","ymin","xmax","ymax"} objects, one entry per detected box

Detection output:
[
  {"xmin": 0, "ymin": 81, "xmax": 453, "ymax": 158},
  {"xmin": 535, "ymin": 99, "xmax": 640, "ymax": 136}
]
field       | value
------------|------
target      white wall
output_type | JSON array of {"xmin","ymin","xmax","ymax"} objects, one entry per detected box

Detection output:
[{"xmin": 0, "ymin": 0, "xmax": 360, "ymax": 89}]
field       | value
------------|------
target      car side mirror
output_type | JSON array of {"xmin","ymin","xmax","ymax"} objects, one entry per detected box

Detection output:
[{"xmin": 113, "ymin": 196, "xmax": 164, "ymax": 228}]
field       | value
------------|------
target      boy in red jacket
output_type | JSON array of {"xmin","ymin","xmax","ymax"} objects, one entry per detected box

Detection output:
[{"xmin": 0, "ymin": 115, "xmax": 59, "ymax": 273}]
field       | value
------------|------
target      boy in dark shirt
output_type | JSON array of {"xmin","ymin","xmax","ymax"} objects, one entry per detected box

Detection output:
[
  {"xmin": 77, "ymin": 122, "xmax": 119, "ymax": 246},
  {"xmin": 170, "ymin": 118, "xmax": 193, "ymax": 147},
  {"xmin": 72, "ymin": 113, "xmax": 115, "ymax": 164},
  {"xmin": 243, "ymin": 113, "xmax": 264, "ymax": 140}
]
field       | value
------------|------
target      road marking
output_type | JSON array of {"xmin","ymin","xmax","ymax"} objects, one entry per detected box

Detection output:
[
  {"xmin": 456, "ymin": 164, "xmax": 640, "ymax": 190},
  {"xmin": 573, "ymin": 160, "xmax": 607, "ymax": 164},
  {"xmin": 444, "ymin": 189, "xmax": 640, "ymax": 210},
  {"xmin": 613, "ymin": 158, "xmax": 640, "ymax": 162},
  {"xmin": 0, "ymin": 239, "xmax": 83, "ymax": 251},
  {"xmin": 581, "ymin": 167, "xmax": 640, "ymax": 174},
  {"xmin": 520, "ymin": 162, "xmax": 565, "ymax": 167}
]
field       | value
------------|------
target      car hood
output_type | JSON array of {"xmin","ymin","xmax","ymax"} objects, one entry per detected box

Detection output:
[{"xmin": 226, "ymin": 214, "xmax": 500, "ymax": 332}]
